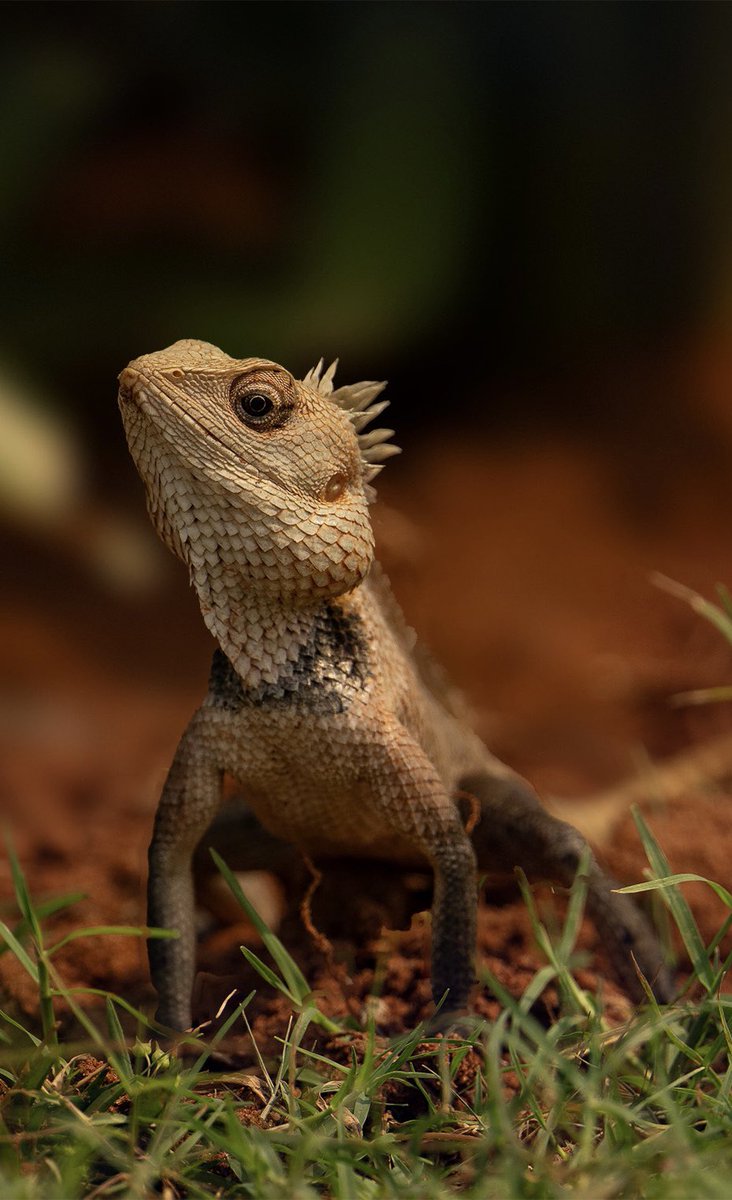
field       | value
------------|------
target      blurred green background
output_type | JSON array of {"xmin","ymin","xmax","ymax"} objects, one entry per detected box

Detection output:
[
  {"xmin": 2, "ymin": 0, "xmax": 732, "ymax": 680},
  {"xmin": 3, "ymin": 2, "xmax": 732, "ymax": 461}
]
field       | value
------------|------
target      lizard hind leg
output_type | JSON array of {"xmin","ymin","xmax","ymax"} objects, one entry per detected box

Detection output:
[{"xmin": 459, "ymin": 770, "xmax": 673, "ymax": 1005}]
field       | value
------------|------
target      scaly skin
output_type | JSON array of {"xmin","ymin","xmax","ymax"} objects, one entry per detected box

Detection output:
[{"xmin": 119, "ymin": 340, "xmax": 671, "ymax": 1031}]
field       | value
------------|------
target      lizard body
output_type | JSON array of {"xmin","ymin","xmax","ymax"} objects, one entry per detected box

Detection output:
[{"xmin": 119, "ymin": 340, "xmax": 670, "ymax": 1031}]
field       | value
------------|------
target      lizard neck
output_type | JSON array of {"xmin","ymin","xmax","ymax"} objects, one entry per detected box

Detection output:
[
  {"xmin": 206, "ymin": 585, "xmax": 362, "ymax": 690},
  {"xmin": 207, "ymin": 587, "xmax": 372, "ymax": 712}
]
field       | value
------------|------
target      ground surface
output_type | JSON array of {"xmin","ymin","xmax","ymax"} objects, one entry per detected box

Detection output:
[{"xmin": 2, "ymin": 434, "xmax": 732, "ymax": 1048}]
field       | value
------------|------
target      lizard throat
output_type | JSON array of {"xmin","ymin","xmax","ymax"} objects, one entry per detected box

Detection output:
[{"xmin": 205, "ymin": 594, "xmax": 371, "ymax": 706}]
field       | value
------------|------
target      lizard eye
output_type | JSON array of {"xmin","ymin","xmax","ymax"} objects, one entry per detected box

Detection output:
[
  {"xmin": 239, "ymin": 392, "xmax": 273, "ymax": 419},
  {"xmin": 232, "ymin": 386, "xmax": 277, "ymax": 427},
  {"xmin": 230, "ymin": 372, "xmax": 295, "ymax": 430}
]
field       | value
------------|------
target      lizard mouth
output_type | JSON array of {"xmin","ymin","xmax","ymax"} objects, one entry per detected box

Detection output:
[{"xmin": 118, "ymin": 367, "xmax": 291, "ymax": 495}]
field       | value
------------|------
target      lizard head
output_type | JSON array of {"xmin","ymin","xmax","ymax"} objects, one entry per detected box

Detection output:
[{"xmin": 118, "ymin": 339, "xmax": 399, "ymax": 611}]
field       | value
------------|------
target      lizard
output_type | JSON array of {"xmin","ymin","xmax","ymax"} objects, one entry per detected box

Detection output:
[{"xmin": 118, "ymin": 339, "xmax": 672, "ymax": 1032}]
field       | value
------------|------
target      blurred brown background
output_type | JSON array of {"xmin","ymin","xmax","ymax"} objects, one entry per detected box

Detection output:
[{"xmin": 2, "ymin": 2, "xmax": 732, "ymax": 1005}]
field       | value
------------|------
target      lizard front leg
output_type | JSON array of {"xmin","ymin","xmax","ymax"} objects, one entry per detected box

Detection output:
[
  {"xmin": 429, "ymin": 832, "xmax": 479, "ymax": 1015},
  {"xmin": 364, "ymin": 725, "xmax": 478, "ymax": 1016},
  {"xmin": 148, "ymin": 713, "xmax": 225, "ymax": 1031},
  {"xmin": 460, "ymin": 769, "xmax": 673, "ymax": 1003}
]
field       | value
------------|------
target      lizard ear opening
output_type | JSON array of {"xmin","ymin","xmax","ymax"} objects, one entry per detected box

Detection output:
[{"xmin": 323, "ymin": 471, "xmax": 349, "ymax": 502}]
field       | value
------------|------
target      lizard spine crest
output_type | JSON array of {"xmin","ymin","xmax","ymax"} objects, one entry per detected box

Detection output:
[{"xmin": 302, "ymin": 358, "xmax": 401, "ymax": 483}]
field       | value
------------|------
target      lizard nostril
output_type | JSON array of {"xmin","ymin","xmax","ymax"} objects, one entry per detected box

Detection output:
[{"xmin": 118, "ymin": 367, "xmax": 138, "ymax": 389}]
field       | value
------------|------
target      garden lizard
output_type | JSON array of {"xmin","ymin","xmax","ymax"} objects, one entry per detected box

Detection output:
[{"xmin": 118, "ymin": 340, "xmax": 671, "ymax": 1031}]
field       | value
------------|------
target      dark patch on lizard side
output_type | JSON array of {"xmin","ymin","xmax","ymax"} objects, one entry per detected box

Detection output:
[{"xmin": 207, "ymin": 602, "xmax": 371, "ymax": 714}]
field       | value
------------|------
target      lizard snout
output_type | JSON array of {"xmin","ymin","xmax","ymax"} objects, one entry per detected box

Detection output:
[
  {"xmin": 118, "ymin": 366, "xmax": 143, "ymax": 407},
  {"xmin": 118, "ymin": 366, "xmax": 139, "ymax": 391}
]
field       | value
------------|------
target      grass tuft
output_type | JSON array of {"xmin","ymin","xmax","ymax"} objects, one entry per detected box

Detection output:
[{"xmin": 2, "ymin": 830, "xmax": 732, "ymax": 1197}]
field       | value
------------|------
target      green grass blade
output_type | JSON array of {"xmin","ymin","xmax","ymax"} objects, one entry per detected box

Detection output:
[
  {"xmin": 632, "ymin": 808, "xmax": 715, "ymax": 991},
  {"xmin": 717, "ymin": 583, "xmax": 732, "ymax": 623},
  {"xmin": 105, "ymin": 997, "xmax": 133, "ymax": 1084},
  {"xmin": 3, "ymin": 849, "xmax": 62, "ymax": 1049},
  {"xmin": 5, "ymin": 838, "xmax": 40, "ymax": 938},
  {"xmin": 652, "ymin": 574, "xmax": 732, "ymax": 648},
  {"xmin": 618, "ymin": 872, "xmax": 732, "ymax": 911},
  {"xmin": 515, "ymin": 864, "xmax": 594, "ymax": 1016},
  {"xmin": 672, "ymin": 686, "xmax": 732, "ymax": 707},
  {"xmin": 210, "ymin": 848, "xmax": 311, "ymax": 1002},
  {"xmin": 0, "ymin": 1006, "xmax": 41, "ymax": 1046},
  {"xmin": 57, "ymin": 987, "xmax": 156, "ymax": 1026},
  {"xmin": 0, "ymin": 919, "xmax": 39, "ymax": 982},
  {"xmin": 240, "ymin": 946, "xmax": 298, "ymax": 1000},
  {"xmin": 47, "ymin": 924, "xmax": 176, "ymax": 956},
  {"xmin": 0, "ymin": 892, "xmax": 86, "ymax": 959},
  {"xmin": 558, "ymin": 846, "xmax": 591, "ymax": 959}
]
